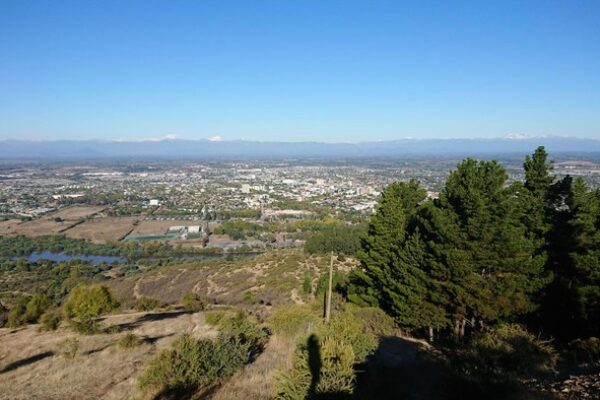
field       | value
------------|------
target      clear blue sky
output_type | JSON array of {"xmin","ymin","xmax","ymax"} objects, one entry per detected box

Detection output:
[{"xmin": 1, "ymin": 0, "xmax": 599, "ymax": 142}]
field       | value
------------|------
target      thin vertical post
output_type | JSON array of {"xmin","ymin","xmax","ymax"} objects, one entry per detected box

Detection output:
[{"xmin": 325, "ymin": 251, "xmax": 334, "ymax": 322}]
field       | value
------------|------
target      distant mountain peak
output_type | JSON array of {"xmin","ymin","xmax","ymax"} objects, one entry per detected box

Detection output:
[{"xmin": 502, "ymin": 133, "xmax": 536, "ymax": 140}]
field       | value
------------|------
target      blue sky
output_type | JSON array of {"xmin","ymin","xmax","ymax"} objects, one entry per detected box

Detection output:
[{"xmin": 1, "ymin": 0, "xmax": 599, "ymax": 142}]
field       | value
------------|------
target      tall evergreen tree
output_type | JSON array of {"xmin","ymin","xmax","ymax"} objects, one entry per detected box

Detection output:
[
  {"xmin": 348, "ymin": 180, "xmax": 446, "ymax": 330},
  {"xmin": 524, "ymin": 146, "xmax": 555, "ymax": 199},
  {"xmin": 564, "ymin": 179, "xmax": 600, "ymax": 337},
  {"xmin": 417, "ymin": 159, "xmax": 549, "ymax": 336}
]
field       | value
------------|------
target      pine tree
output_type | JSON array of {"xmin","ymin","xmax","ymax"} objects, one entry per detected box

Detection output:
[
  {"xmin": 564, "ymin": 179, "xmax": 600, "ymax": 337},
  {"xmin": 524, "ymin": 146, "xmax": 554, "ymax": 199},
  {"xmin": 418, "ymin": 159, "xmax": 549, "ymax": 336},
  {"xmin": 349, "ymin": 180, "xmax": 446, "ymax": 330}
]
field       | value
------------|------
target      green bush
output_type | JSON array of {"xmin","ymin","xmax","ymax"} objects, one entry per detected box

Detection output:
[
  {"xmin": 563, "ymin": 337, "xmax": 600, "ymax": 367},
  {"xmin": 134, "ymin": 296, "xmax": 160, "ymax": 312},
  {"xmin": 217, "ymin": 311, "xmax": 268, "ymax": 356},
  {"xmin": 350, "ymin": 306, "xmax": 396, "ymax": 337},
  {"xmin": 39, "ymin": 309, "xmax": 62, "ymax": 331},
  {"xmin": 452, "ymin": 324, "xmax": 557, "ymax": 383},
  {"xmin": 268, "ymin": 305, "xmax": 321, "ymax": 339},
  {"xmin": 69, "ymin": 318, "xmax": 102, "ymax": 334},
  {"xmin": 302, "ymin": 274, "xmax": 313, "ymax": 295},
  {"xmin": 274, "ymin": 335, "xmax": 355, "ymax": 399},
  {"xmin": 7, "ymin": 294, "xmax": 52, "ymax": 327},
  {"xmin": 320, "ymin": 310, "xmax": 378, "ymax": 363},
  {"xmin": 181, "ymin": 292, "xmax": 206, "ymax": 312},
  {"xmin": 317, "ymin": 336, "xmax": 355, "ymax": 394},
  {"xmin": 7, "ymin": 296, "xmax": 29, "ymax": 327},
  {"xmin": 139, "ymin": 334, "xmax": 249, "ymax": 395},
  {"xmin": 205, "ymin": 310, "xmax": 226, "ymax": 326},
  {"xmin": 24, "ymin": 293, "xmax": 51, "ymax": 323},
  {"xmin": 64, "ymin": 284, "xmax": 120, "ymax": 321},
  {"xmin": 274, "ymin": 351, "xmax": 311, "ymax": 400},
  {"xmin": 119, "ymin": 332, "xmax": 143, "ymax": 349}
]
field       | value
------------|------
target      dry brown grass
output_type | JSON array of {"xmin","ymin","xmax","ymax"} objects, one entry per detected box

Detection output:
[
  {"xmin": 0, "ymin": 310, "xmax": 217, "ymax": 400},
  {"xmin": 47, "ymin": 205, "xmax": 108, "ymax": 221},
  {"xmin": 64, "ymin": 217, "xmax": 139, "ymax": 243},
  {"xmin": 212, "ymin": 335, "xmax": 296, "ymax": 400},
  {"xmin": 0, "ymin": 219, "xmax": 20, "ymax": 236},
  {"xmin": 13, "ymin": 218, "xmax": 77, "ymax": 236}
]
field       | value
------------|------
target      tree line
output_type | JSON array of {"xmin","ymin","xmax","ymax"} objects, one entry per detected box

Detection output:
[{"xmin": 346, "ymin": 147, "xmax": 599, "ymax": 342}]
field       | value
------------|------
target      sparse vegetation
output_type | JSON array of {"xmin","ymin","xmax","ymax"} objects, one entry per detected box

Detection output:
[
  {"xmin": 59, "ymin": 337, "xmax": 80, "ymax": 359},
  {"xmin": 118, "ymin": 332, "xmax": 143, "ymax": 349},
  {"xmin": 181, "ymin": 292, "xmax": 206, "ymax": 312},
  {"xmin": 134, "ymin": 295, "xmax": 160, "ymax": 311}
]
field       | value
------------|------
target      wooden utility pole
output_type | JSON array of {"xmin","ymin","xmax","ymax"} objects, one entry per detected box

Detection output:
[{"xmin": 325, "ymin": 251, "xmax": 334, "ymax": 322}]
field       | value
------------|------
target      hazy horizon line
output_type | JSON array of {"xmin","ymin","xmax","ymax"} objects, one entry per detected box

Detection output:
[{"xmin": 1, "ymin": 133, "xmax": 598, "ymax": 144}]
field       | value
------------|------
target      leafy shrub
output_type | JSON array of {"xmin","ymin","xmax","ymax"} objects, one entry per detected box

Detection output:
[
  {"xmin": 317, "ymin": 336, "xmax": 356, "ymax": 394},
  {"xmin": 139, "ymin": 334, "xmax": 249, "ymax": 395},
  {"xmin": 320, "ymin": 310, "xmax": 378, "ymax": 362},
  {"xmin": 241, "ymin": 290, "xmax": 258, "ymax": 304},
  {"xmin": 274, "ymin": 335, "xmax": 355, "ymax": 399},
  {"xmin": 205, "ymin": 310, "xmax": 226, "ymax": 326},
  {"xmin": 268, "ymin": 305, "xmax": 321, "ymax": 339},
  {"xmin": 216, "ymin": 311, "xmax": 268, "ymax": 356},
  {"xmin": 134, "ymin": 296, "xmax": 160, "ymax": 312},
  {"xmin": 7, "ymin": 294, "xmax": 52, "ymax": 327},
  {"xmin": 39, "ymin": 309, "xmax": 62, "ymax": 331},
  {"xmin": 59, "ymin": 337, "xmax": 80, "ymax": 359},
  {"xmin": 7, "ymin": 296, "xmax": 29, "ymax": 327},
  {"xmin": 69, "ymin": 318, "xmax": 102, "ymax": 334},
  {"xmin": 64, "ymin": 284, "xmax": 120, "ymax": 321},
  {"xmin": 350, "ymin": 306, "xmax": 396, "ymax": 337},
  {"xmin": 119, "ymin": 332, "xmax": 143, "ymax": 349},
  {"xmin": 181, "ymin": 292, "xmax": 206, "ymax": 312},
  {"xmin": 275, "ymin": 351, "xmax": 311, "ymax": 400},
  {"xmin": 452, "ymin": 324, "xmax": 557, "ymax": 383},
  {"xmin": 24, "ymin": 293, "xmax": 51, "ymax": 323},
  {"xmin": 302, "ymin": 274, "xmax": 313, "ymax": 295},
  {"xmin": 563, "ymin": 337, "xmax": 600, "ymax": 367}
]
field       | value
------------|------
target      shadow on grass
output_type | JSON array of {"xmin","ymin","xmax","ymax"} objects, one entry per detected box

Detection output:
[
  {"xmin": 143, "ymin": 332, "xmax": 176, "ymax": 345},
  {"xmin": 106, "ymin": 310, "xmax": 190, "ymax": 332},
  {"xmin": 0, "ymin": 351, "xmax": 54, "ymax": 373}
]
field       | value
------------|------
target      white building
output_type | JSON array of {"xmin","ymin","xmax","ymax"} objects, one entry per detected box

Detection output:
[{"xmin": 187, "ymin": 225, "xmax": 200, "ymax": 234}]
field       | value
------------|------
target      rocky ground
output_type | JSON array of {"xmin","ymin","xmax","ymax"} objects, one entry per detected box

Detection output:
[{"xmin": 529, "ymin": 369, "xmax": 600, "ymax": 399}]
